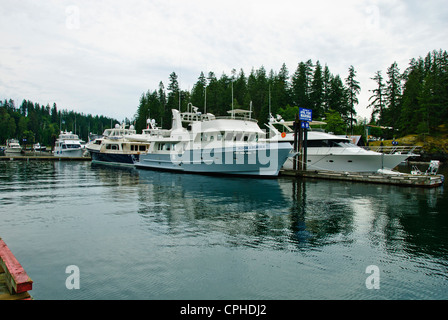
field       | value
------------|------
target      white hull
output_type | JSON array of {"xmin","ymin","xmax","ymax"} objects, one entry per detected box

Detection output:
[
  {"xmin": 135, "ymin": 143, "xmax": 292, "ymax": 177},
  {"xmin": 54, "ymin": 148, "xmax": 84, "ymax": 157},
  {"xmin": 265, "ymin": 118, "xmax": 417, "ymax": 173},
  {"xmin": 284, "ymin": 149, "xmax": 411, "ymax": 172},
  {"xmin": 5, "ymin": 148, "xmax": 22, "ymax": 155}
]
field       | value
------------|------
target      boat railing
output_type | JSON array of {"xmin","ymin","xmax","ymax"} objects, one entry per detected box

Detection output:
[
  {"xmin": 214, "ymin": 116, "xmax": 258, "ymax": 123},
  {"xmin": 362, "ymin": 145, "xmax": 422, "ymax": 154}
]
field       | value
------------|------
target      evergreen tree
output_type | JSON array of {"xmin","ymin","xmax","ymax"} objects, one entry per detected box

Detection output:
[
  {"xmin": 310, "ymin": 61, "xmax": 324, "ymax": 119},
  {"xmin": 291, "ymin": 60, "xmax": 313, "ymax": 108},
  {"xmin": 385, "ymin": 62, "xmax": 402, "ymax": 130},
  {"xmin": 368, "ymin": 71, "xmax": 386, "ymax": 124},
  {"xmin": 400, "ymin": 59, "xmax": 424, "ymax": 134},
  {"xmin": 328, "ymin": 75, "xmax": 349, "ymax": 121},
  {"xmin": 191, "ymin": 72, "xmax": 207, "ymax": 111},
  {"xmin": 345, "ymin": 65, "xmax": 360, "ymax": 132},
  {"xmin": 322, "ymin": 65, "xmax": 332, "ymax": 114}
]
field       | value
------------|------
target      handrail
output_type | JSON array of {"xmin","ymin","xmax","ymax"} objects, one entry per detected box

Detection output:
[{"xmin": 363, "ymin": 145, "xmax": 421, "ymax": 154}]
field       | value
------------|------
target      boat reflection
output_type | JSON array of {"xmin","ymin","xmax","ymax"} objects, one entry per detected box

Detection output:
[{"xmin": 90, "ymin": 163, "xmax": 446, "ymax": 257}]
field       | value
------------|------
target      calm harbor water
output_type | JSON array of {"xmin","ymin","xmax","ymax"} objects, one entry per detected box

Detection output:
[{"xmin": 1, "ymin": 160, "xmax": 447, "ymax": 300}]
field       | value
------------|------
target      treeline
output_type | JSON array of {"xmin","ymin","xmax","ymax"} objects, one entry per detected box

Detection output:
[
  {"xmin": 135, "ymin": 49, "xmax": 448, "ymax": 140},
  {"xmin": 0, "ymin": 99, "xmax": 117, "ymax": 147},
  {"xmin": 369, "ymin": 49, "xmax": 448, "ymax": 136},
  {"xmin": 134, "ymin": 61, "xmax": 360, "ymax": 134}
]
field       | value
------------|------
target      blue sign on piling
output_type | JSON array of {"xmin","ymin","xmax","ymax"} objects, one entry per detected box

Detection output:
[{"xmin": 299, "ymin": 108, "xmax": 312, "ymax": 122}]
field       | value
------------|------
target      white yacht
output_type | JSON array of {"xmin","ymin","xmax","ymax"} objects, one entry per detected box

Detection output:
[
  {"xmin": 5, "ymin": 139, "xmax": 22, "ymax": 155},
  {"xmin": 86, "ymin": 124, "xmax": 150, "ymax": 166},
  {"xmin": 266, "ymin": 115, "xmax": 419, "ymax": 172},
  {"xmin": 54, "ymin": 131, "xmax": 84, "ymax": 157},
  {"xmin": 132, "ymin": 105, "xmax": 292, "ymax": 177},
  {"xmin": 33, "ymin": 143, "xmax": 46, "ymax": 152}
]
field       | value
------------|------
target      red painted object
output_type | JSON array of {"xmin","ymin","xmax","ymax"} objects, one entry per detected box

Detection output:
[{"xmin": 0, "ymin": 238, "xmax": 33, "ymax": 294}]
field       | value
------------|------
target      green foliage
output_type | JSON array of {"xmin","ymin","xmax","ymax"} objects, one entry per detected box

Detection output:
[
  {"xmin": 134, "ymin": 60, "xmax": 358, "ymax": 131},
  {"xmin": 0, "ymin": 99, "xmax": 117, "ymax": 147},
  {"xmin": 370, "ymin": 49, "xmax": 448, "ymax": 137},
  {"xmin": 324, "ymin": 110, "xmax": 346, "ymax": 135}
]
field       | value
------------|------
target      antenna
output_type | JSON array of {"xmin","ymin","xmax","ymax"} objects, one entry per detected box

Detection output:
[
  {"xmin": 269, "ymin": 84, "xmax": 271, "ymax": 116},
  {"xmin": 231, "ymin": 81, "xmax": 234, "ymax": 118},
  {"xmin": 250, "ymin": 101, "xmax": 252, "ymax": 119}
]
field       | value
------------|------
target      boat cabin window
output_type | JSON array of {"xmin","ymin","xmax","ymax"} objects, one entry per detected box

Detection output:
[
  {"xmin": 307, "ymin": 139, "xmax": 355, "ymax": 148},
  {"xmin": 235, "ymin": 133, "xmax": 243, "ymax": 141},
  {"xmin": 130, "ymin": 144, "xmax": 147, "ymax": 152},
  {"xmin": 157, "ymin": 143, "xmax": 175, "ymax": 151},
  {"xmin": 106, "ymin": 144, "xmax": 119, "ymax": 150},
  {"xmin": 225, "ymin": 133, "xmax": 234, "ymax": 141}
]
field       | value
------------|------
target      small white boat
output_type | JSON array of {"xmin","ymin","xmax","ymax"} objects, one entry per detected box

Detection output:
[
  {"xmin": 54, "ymin": 131, "xmax": 84, "ymax": 157},
  {"xmin": 33, "ymin": 143, "xmax": 47, "ymax": 152},
  {"xmin": 5, "ymin": 139, "xmax": 22, "ymax": 155}
]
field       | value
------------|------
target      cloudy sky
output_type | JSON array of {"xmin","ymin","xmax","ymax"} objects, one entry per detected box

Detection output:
[{"xmin": 1, "ymin": 0, "xmax": 447, "ymax": 122}]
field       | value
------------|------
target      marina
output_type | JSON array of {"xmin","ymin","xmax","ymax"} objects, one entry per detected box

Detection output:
[{"xmin": 0, "ymin": 160, "xmax": 447, "ymax": 300}]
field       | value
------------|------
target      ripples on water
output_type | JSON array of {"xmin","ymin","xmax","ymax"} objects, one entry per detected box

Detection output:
[{"xmin": 0, "ymin": 160, "xmax": 447, "ymax": 300}]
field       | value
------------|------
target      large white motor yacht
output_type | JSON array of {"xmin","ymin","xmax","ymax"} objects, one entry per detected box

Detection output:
[
  {"xmin": 266, "ymin": 115, "xmax": 419, "ymax": 172},
  {"xmin": 132, "ymin": 105, "xmax": 292, "ymax": 177}
]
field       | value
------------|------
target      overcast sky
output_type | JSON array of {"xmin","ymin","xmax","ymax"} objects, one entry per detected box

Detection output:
[{"xmin": 1, "ymin": 0, "xmax": 447, "ymax": 122}]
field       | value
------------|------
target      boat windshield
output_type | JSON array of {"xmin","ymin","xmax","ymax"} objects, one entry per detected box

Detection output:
[{"xmin": 307, "ymin": 139, "xmax": 357, "ymax": 148}]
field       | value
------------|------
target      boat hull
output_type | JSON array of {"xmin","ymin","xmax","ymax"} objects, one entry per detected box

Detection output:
[
  {"xmin": 5, "ymin": 148, "xmax": 22, "ymax": 155},
  {"xmin": 54, "ymin": 148, "xmax": 84, "ymax": 157},
  {"xmin": 135, "ymin": 143, "xmax": 292, "ymax": 177},
  {"xmin": 284, "ymin": 150, "xmax": 411, "ymax": 172},
  {"xmin": 90, "ymin": 149, "xmax": 139, "ymax": 166}
]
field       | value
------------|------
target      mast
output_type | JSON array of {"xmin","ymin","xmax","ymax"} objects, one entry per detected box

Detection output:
[{"xmin": 231, "ymin": 81, "xmax": 234, "ymax": 118}]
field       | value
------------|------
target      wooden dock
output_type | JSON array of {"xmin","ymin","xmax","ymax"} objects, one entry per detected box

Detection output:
[
  {"xmin": 0, "ymin": 155, "xmax": 91, "ymax": 161},
  {"xmin": 280, "ymin": 170, "xmax": 444, "ymax": 188},
  {"xmin": 0, "ymin": 238, "xmax": 33, "ymax": 300}
]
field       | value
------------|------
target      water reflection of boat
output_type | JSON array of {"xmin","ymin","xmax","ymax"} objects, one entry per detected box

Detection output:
[
  {"xmin": 133, "ymin": 105, "xmax": 292, "ymax": 177},
  {"xmin": 266, "ymin": 115, "xmax": 418, "ymax": 172}
]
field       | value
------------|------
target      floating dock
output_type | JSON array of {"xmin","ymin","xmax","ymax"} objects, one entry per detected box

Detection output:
[
  {"xmin": 0, "ymin": 155, "xmax": 91, "ymax": 161},
  {"xmin": 280, "ymin": 170, "xmax": 444, "ymax": 188},
  {"xmin": 0, "ymin": 238, "xmax": 33, "ymax": 300}
]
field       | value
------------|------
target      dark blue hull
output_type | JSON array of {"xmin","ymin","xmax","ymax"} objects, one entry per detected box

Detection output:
[{"xmin": 90, "ymin": 150, "xmax": 138, "ymax": 166}]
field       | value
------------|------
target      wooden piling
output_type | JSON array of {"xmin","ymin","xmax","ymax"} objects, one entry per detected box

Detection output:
[{"xmin": 0, "ymin": 238, "xmax": 33, "ymax": 300}]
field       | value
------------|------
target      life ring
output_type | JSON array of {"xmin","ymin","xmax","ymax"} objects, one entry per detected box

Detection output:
[{"xmin": 281, "ymin": 132, "xmax": 286, "ymax": 138}]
